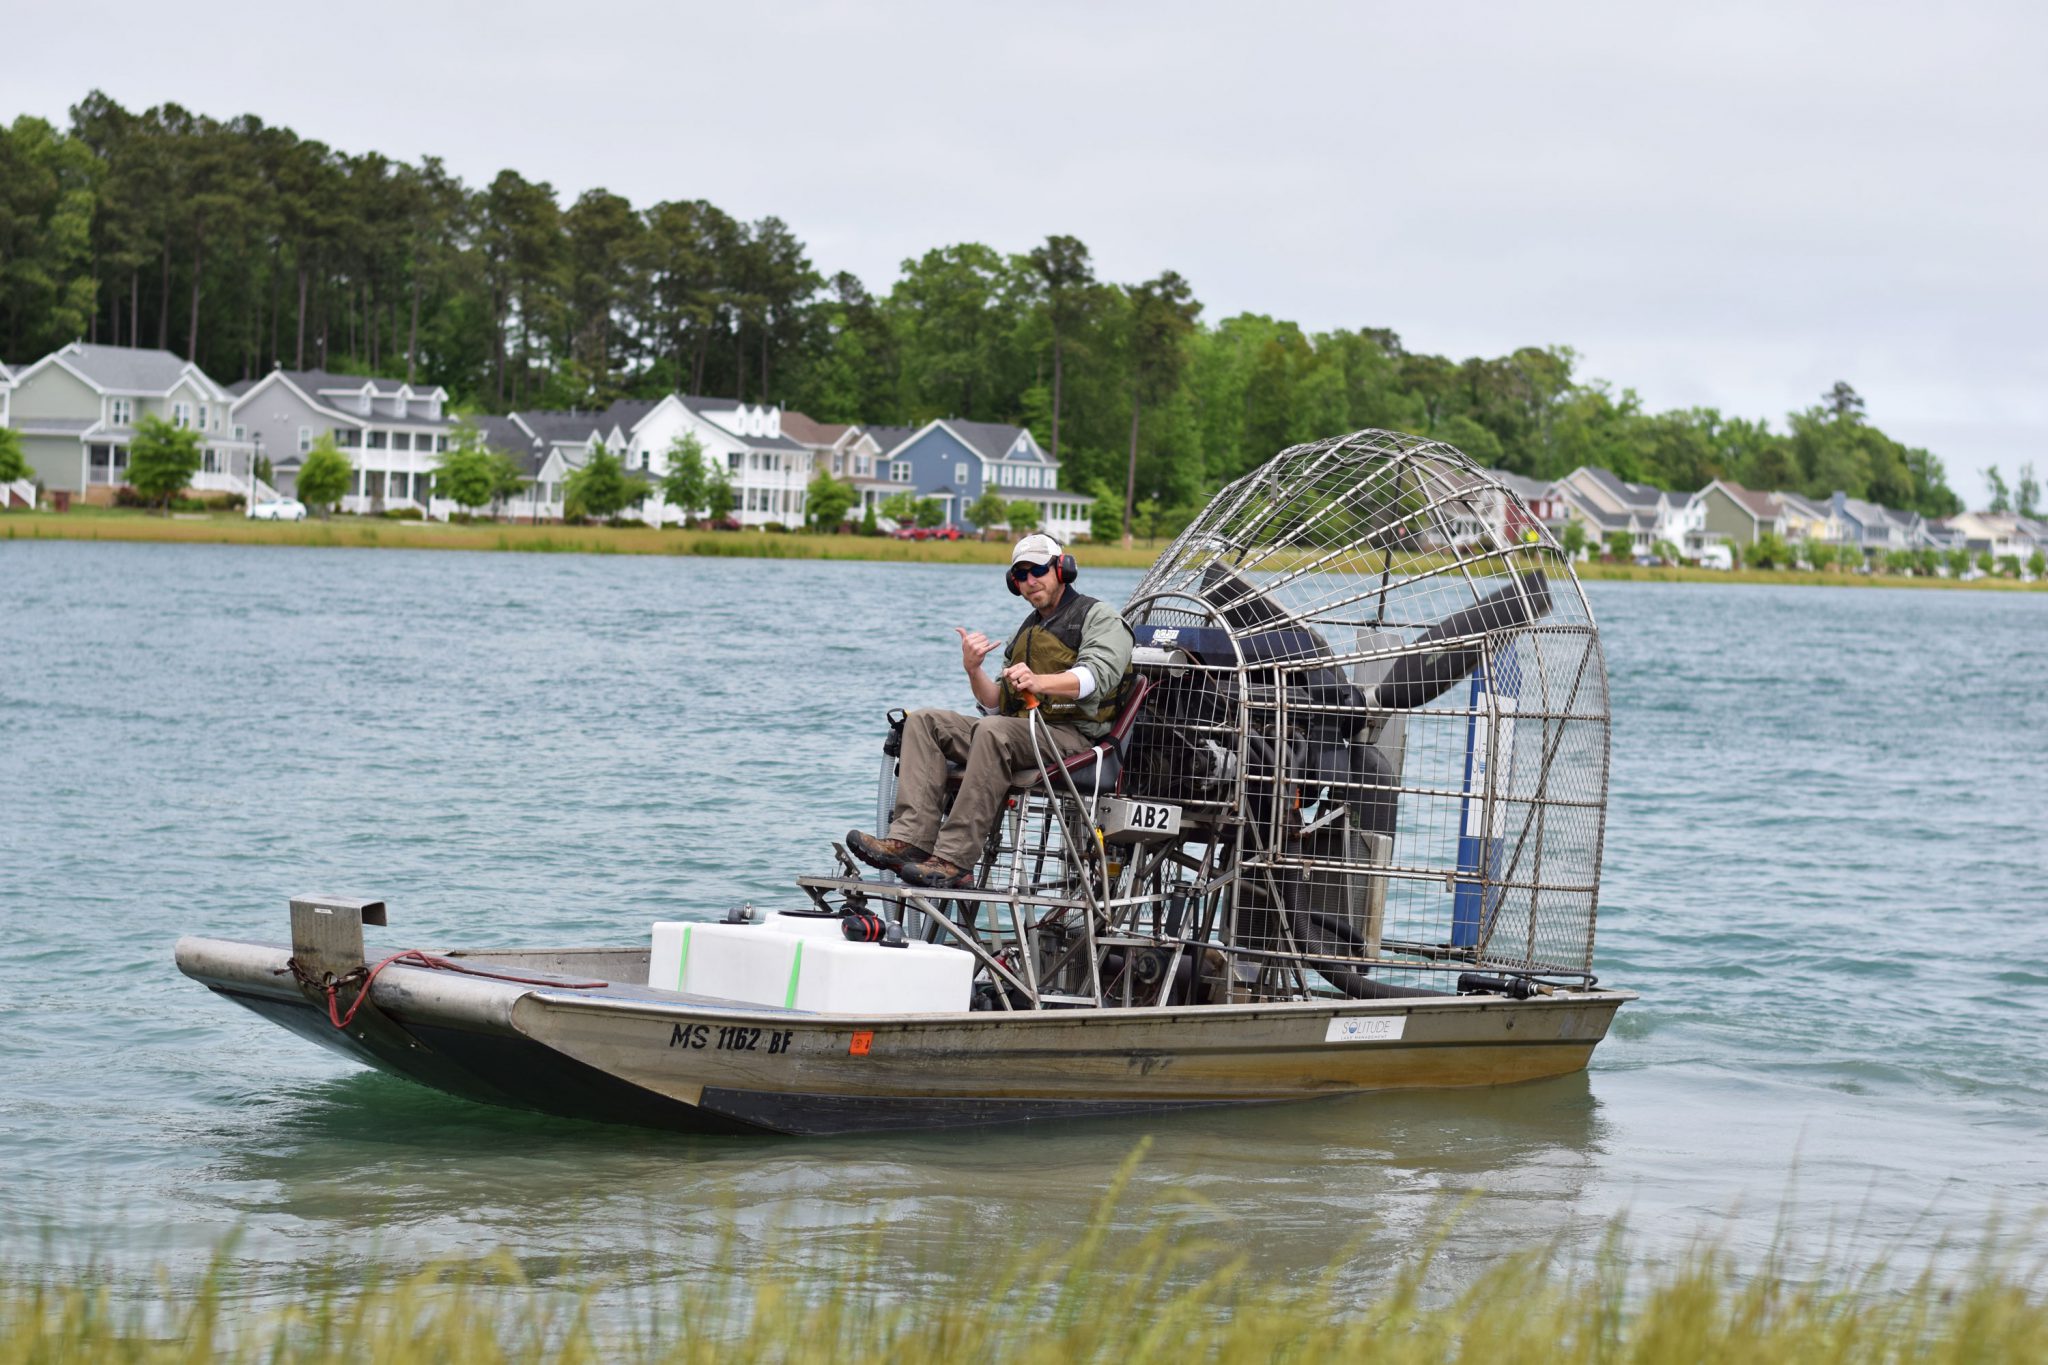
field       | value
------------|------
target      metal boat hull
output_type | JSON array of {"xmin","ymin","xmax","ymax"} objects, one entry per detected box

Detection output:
[{"xmin": 175, "ymin": 935, "xmax": 1630, "ymax": 1136}]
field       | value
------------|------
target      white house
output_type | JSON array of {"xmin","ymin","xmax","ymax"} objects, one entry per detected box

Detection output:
[
  {"xmin": 0, "ymin": 360, "xmax": 30, "ymax": 509},
  {"xmin": 482, "ymin": 395, "xmax": 810, "ymax": 526},
  {"xmin": 678, "ymin": 398, "xmax": 812, "ymax": 527},
  {"xmin": 1943, "ymin": 511, "xmax": 2043, "ymax": 563}
]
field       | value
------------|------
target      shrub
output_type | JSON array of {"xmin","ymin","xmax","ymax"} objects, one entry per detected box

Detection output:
[
  {"xmin": 762, "ymin": 521, "xmax": 788, "ymax": 533},
  {"xmin": 381, "ymin": 506, "xmax": 425, "ymax": 520}
]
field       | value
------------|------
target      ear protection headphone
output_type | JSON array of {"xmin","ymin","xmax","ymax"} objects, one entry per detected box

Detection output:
[{"xmin": 1005, "ymin": 544, "xmax": 1078, "ymax": 595}]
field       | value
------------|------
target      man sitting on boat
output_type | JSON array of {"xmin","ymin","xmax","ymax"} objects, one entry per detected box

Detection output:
[{"xmin": 847, "ymin": 533, "xmax": 1135, "ymax": 890}]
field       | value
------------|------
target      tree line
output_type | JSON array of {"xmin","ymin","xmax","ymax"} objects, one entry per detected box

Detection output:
[{"xmin": 0, "ymin": 93, "xmax": 1967, "ymax": 525}]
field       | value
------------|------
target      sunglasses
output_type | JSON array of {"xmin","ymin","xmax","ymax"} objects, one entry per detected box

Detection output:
[{"xmin": 1009, "ymin": 560, "xmax": 1056, "ymax": 582}]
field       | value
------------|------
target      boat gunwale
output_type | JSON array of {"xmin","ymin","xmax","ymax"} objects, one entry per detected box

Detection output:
[{"xmin": 176, "ymin": 932, "xmax": 1636, "ymax": 1030}]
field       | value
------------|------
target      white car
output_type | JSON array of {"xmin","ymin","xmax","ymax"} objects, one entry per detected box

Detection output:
[{"xmin": 250, "ymin": 498, "xmax": 308, "ymax": 522}]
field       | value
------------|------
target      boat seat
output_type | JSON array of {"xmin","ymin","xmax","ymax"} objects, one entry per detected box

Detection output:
[{"xmin": 1006, "ymin": 675, "xmax": 1155, "ymax": 796}]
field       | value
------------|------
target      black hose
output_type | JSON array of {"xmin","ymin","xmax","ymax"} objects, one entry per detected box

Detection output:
[
  {"xmin": 1374, "ymin": 570, "xmax": 1552, "ymax": 710},
  {"xmin": 1289, "ymin": 906, "xmax": 1446, "ymax": 999}
]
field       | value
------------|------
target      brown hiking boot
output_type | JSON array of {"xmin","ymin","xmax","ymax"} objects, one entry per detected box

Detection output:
[
  {"xmin": 899, "ymin": 855, "xmax": 976, "ymax": 890},
  {"xmin": 847, "ymin": 830, "xmax": 929, "ymax": 873}
]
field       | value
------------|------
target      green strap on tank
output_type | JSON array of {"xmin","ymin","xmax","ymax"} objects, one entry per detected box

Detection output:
[
  {"xmin": 675, "ymin": 925, "xmax": 692, "ymax": 992},
  {"xmin": 784, "ymin": 941, "xmax": 804, "ymax": 1008}
]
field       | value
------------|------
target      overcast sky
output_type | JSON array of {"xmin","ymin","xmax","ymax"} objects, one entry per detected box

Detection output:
[{"xmin": 13, "ymin": 0, "xmax": 2043, "ymax": 506}]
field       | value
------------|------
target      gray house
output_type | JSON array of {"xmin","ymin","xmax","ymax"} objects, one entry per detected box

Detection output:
[
  {"xmin": 1829, "ymin": 491, "xmax": 1912, "ymax": 556},
  {"xmin": 8, "ymin": 343, "xmax": 251, "ymax": 501},
  {"xmin": 228, "ymin": 368, "xmax": 453, "ymax": 512}
]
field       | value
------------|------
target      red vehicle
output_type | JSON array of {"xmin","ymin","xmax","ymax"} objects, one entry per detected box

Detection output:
[{"xmin": 926, "ymin": 525, "xmax": 962, "ymax": 541}]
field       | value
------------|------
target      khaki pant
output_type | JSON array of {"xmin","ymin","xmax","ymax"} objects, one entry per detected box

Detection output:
[{"xmin": 889, "ymin": 708, "xmax": 1091, "ymax": 870}]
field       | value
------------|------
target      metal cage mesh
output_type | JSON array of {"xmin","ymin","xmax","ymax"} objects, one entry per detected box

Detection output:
[{"xmin": 1119, "ymin": 429, "xmax": 1610, "ymax": 986}]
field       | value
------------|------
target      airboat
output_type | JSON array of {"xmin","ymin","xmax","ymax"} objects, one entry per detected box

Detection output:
[{"xmin": 176, "ymin": 430, "xmax": 1632, "ymax": 1135}]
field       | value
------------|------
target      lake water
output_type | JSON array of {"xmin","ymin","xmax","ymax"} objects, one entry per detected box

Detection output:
[{"xmin": 3, "ymin": 541, "xmax": 2045, "ymax": 1300}]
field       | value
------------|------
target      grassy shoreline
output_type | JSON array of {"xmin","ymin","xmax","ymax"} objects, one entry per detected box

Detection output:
[
  {"xmin": 6, "ymin": 1213, "xmax": 2043, "ymax": 1361},
  {"xmin": 6, "ymin": 509, "xmax": 2044, "ymax": 589}
]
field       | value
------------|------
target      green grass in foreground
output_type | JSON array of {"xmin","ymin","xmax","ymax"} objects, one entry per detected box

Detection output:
[{"xmin": 6, "ymin": 1154, "xmax": 2044, "ymax": 1362}]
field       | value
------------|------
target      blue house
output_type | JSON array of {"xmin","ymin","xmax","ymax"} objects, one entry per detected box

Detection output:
[{"xmin": 871, "ymin": 418, "xmax": 1095, "ymax": 540}]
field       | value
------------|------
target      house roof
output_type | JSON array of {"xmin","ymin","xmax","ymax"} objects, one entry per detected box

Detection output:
[
  {"xmin": 16, "ymin": 416, "xmax": 98, "ymax": 436},
  {"xmin": 675, "ymin": 395, "xmax": 807, "ymax": 451},
  {"xmin": 1711, "ymin": 479, "xmax": 1780, "ymax": 522},
  {"xmin": 42, "ymin": 343, "xmax": 215, "ymax": 397},
  {"xmin": 1579, "ymin": 465, "xmax": 1664, "ymax": 509},
  {"xmin": 1834, "ymin": 494, "xmax": 1895, "ymax": 529},
  {"xmin": 1484, "ymin": 469, "xmax": 1555, "ymax": 504},
  {"xmin": 231, "ymin": 368, "xmax": 453, "ymax": 425},
  {"xmin": 945, "ymin": 418, "xmax": 1047, "ymax": 464},
  {"xmin": 282, "ymin": 368, "xmax": 448, "ymax": 400},
  {"xmin": 472, "ymin": 415, "xmax": 554, "ymax": 476},
  {"xmin": 1775, "ymin": 491, "xmax": 1830, "ymax": 521},
  {"xmin": 779, "ymin": 411, "xmax": 854, "ymax": 447},
  {"xmin": 1921, "ymin": 521, "xmax": 1964, "ymax": 546},
  {"xmin": 511, "ymin": 410, "xmax": 609, "ymax": 446},
  {"xmin": 600, "ymin": 397, "xmax": 661, "ymax": 432},
  {"xmin": 866, "ymin": 423, "xmax": 918, "ymax": 456},
  {"xmin": 1559, "ymin": 490, "xmax": 1639, "ymax": 532}
]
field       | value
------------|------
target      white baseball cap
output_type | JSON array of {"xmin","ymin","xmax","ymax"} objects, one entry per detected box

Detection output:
[{"xmin": 1010, "ymin": 533, "xmax": 1063, "ymax": 566}]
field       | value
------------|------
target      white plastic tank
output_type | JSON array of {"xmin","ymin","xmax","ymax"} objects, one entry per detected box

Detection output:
[{"xmin": 648, "ymin": 910, "xmax": 973, "ymax": 1015}]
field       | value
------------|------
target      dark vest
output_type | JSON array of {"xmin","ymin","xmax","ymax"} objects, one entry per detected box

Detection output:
[{"xmin": 999, "ymin": 588, "xmax": 1131, "ymax": 729}]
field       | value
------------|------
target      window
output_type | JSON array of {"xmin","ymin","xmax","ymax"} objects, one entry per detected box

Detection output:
[
  {"xmin": 832, "ymin": 453, "xmax": 844, "ymax": 475},
  {"xmin": 336, "ymin": 429, "xmax": 359, "ymax": 448},
  {"xmin": 367, "ymin": 431, "xmax": 388, "ymax": 450},
  {"xmin": 89, "ymin": 444, "xmax": 114, "ymax": 483},
  {"xmin": 203, "ymin": 448, "xmax": 220, "ymax": 474},
  {"xmin": 391, "ymin": 472, "xmax": 410, "ymax": 500},
  {"xmin": 436, "ymin": 435, "xmax": 449, "ymax": 453},
  {"xmin": 172, "ymin": 402, "xmax": 192, "ymax": 430},
  {"xmin": 891, "ymin": 461, "xmax": 912, "ymax": 483},
  {"xmin": 233, "ymin": 425, "xmax": 246, "ymax": 441},
  {"xmin": 728, "ymin": 452, "xmax": 742, "ymax": 472},
  {"xmin": 298, "ymin": 427, "xmax": 312, "ymax": 454},
  {"xmin": 956, "ymin": 462, "xmax": 969, "ymax": 485},
  {"xmin": 392, "ymin": 433, "xmax": 411, "ymax": 452},
  {"xmin": 199, "ymin": 405, "xmax": 210, "ymax": 431},
  {"xmin": 111, "ymin": 398, "xmax": 132, "ymax": 426}
]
